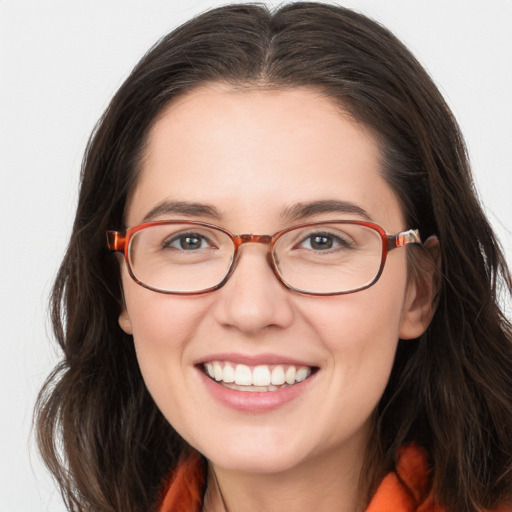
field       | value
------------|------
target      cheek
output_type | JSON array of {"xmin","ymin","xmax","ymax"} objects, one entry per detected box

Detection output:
[
  {"xmin": 121, "ymin": 257, "xmax": 213, "ymax": 341},
  {"xmin": 121, "ymin": 284, "xmax": 218, "ymax": 437},
  {"xmin": 303, "ymin": 296, "xmax": 401, "ymax": 398},
  {"xmin": 120, "ymin": 274, "xmax": 213, "ymax": 387},
  {"xmin": 295, "ymin": 273, "xmax": 407, "ymax": 443},
  {"xmin": 305, "ymin": 275, "xmax": 406, "ymax": 351},
  {"xmin": 300, "ymin": 258, "xmax": 408, "ymax": 386}
]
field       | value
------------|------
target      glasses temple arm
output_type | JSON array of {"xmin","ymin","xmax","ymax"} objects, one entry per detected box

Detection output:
[
  {"xmin": 386, "ymin": 229, "xmax": 422, "ymax": 251},
  {"xmin": 106, "ymin": 231, "xmax": 126, "ymax": 252}
]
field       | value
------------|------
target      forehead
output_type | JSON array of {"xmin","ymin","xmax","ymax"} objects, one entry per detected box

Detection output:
[{"xmin": 127, "ymin": 85, "xmax": 403, "ymax": 231}]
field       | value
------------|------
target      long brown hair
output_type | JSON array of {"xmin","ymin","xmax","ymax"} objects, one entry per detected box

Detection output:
[{"xmin": 35, "ymin": 3, "xmax": 512, "ymax": 511}]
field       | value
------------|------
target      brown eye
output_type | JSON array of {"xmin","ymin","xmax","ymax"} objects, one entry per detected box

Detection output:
[
  {"xmin": 298, "ymin": 232, "xmax": 352, "ymax": 251},
  {"xmin": 310, "ymin": 234, "xmax": 333, "ymax": 250},
  {"xmin": 163, "ymin": 232, "xmax": 211, "ymax": 251}
]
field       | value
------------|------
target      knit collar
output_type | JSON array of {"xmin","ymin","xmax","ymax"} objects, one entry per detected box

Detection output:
[{"xmin": 159, "ymin": 444, "xmax": 443, "ymax": 512}]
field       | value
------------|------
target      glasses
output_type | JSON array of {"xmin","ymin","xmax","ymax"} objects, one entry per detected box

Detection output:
[{"xmin": 106, "ymin": 220, "xmax": 421, "ymax": 296}]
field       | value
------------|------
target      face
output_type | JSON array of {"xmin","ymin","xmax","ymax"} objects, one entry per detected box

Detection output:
[{"xmin": 119, "ymin": 85, "xmax": 432, "ymax": 476}]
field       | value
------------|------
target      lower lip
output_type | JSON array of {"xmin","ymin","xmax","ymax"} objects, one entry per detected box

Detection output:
[{"xmin": 198, "ymin": 368, "xmax": 316, "ymax": 413}]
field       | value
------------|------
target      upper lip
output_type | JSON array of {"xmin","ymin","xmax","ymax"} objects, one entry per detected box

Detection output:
[{"xmin": 194, "ymin": 352, "xmax": 317, "ymax": 367}]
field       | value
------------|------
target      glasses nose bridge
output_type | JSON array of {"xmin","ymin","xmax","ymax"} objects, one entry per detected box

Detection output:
[
  {"xmin": 230, "ymin": 234, "xmax": 276, "ymax": 276},
  {"xmin": 234, "ymin": 233, "xmax": 273, "ymax": 248}
]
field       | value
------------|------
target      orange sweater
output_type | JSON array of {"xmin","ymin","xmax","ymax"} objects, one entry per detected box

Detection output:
[{"xmin": 158, "ymin": 445, "xmax": 506, "ymax": 512}]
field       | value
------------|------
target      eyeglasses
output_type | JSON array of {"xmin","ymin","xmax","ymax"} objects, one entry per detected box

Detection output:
[{"xmin": 106, "ymin": 220, "xmax": 421, "ymax": 296}]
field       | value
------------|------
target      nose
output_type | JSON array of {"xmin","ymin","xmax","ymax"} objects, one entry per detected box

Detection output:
[{"xmin": 212, "ymin": 243, "xmax": 295, "ymax": 335}]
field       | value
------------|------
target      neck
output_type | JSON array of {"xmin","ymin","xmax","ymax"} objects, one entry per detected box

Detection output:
[{"xmin": 203, "ymin": 440, "xmax": 371, "ymax": 512}]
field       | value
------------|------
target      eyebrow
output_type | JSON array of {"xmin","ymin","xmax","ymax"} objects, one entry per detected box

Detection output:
[
  {"xmin": 142, "ymin": 201, "xmax": 222, "ymax": 222},
  {"xmin": 282, "ymin": 200, "xmax": 373, "ymax": 222},
  {"xmin": 141, "ymin": 199, "xmax": 372, "ymax": 224}
]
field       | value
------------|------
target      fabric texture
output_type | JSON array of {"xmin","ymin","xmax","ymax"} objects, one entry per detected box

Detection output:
[
  {"xmin": 364, "ymin": 444, "xmax": 443, "ymax": 512},
  {"xmin": 158, "ymin": 444, "xmax": 507, "ymax": 511},
  {"xmin": 159, "ymin": 451, "xmax": 205, "ymax": 512}
]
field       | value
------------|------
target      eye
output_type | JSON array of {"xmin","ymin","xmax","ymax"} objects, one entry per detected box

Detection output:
[
  {"xmin": 298, "ymin": 231, "xmax": 352, "ymax": 251},
  {"xmin": 163, "ymin": 232, "xmax": 214, "ymax": 251}
]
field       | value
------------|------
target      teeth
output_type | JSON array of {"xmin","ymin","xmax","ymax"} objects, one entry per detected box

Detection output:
[
  {"xmin": 204, "ymin": 361, "xmax": 313, "ymax": 389},
  {"xmin": 296, "ymin": 367, "xmax": 310, "ymax": 382},
  {"xmin": 253, "ymin": 365, "xmax": 271, "ymax": 386},
  {"xmin": 234, "ymin": 364, "xmax": 252, "ymax": 385},
  {"xmin": 213, "ymin": 361, "xmax": 223, "ymax": 381},
  {"xmin": 285, "ymin": 366, "xmax": 296, "ymax": 385},
  {"xmin": 223, "ymin": 364, "xmax": 235, "ymax": 383},
  {"xmin": 271, "ymin": 366, "xmax": 285, "ymax": 386}
]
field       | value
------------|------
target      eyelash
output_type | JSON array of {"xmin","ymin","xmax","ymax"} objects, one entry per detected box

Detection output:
[
  {"xmin": 297, "ymin": 231, "xmax": 353, "ymax": 251},
  {"xmin": 163, "ymin": 232, "xmax": 214, "ymax": 250}
]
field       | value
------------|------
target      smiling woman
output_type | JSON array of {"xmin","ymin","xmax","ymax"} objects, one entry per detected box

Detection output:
[
  {"xmin": 34, "ymin": 3, "xmax": 512, "ymax": 512},
  {"xmin": 115, "ymin": 88, "xmax": 431, "ymax": 504}
]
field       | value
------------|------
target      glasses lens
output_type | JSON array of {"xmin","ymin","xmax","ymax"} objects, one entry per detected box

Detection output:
[
  {"xmin": 273, "ymin": 223, "xmax": 383, "ymax": 294},
  {"xmin": 128, "ymin": 223, "xmax": 234, "ymax": 293}
]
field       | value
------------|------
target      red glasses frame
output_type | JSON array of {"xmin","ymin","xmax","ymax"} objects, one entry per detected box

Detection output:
[{"xmin": 106, "ymin": 220, "xmax": 421, "ymax": 296}]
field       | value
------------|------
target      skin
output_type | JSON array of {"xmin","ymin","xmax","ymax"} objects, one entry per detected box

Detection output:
[{"xmin": 118, "ymin": 85, "xmax": 437, "ymax": 512}]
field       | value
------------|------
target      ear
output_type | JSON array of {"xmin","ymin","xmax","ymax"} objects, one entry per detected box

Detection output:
[
  {"xmin": 118, "ymin": 306, "xmax": 134, "ymax": 335},
  {"xmin": 399, "ymin": 236, "xmax": 441, "ymax": 340}
]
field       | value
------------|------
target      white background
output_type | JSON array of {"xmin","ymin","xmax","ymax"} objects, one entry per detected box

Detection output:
[{"xmin": 1, "ymin": 1, "xmax": 511, "ymax": 510}]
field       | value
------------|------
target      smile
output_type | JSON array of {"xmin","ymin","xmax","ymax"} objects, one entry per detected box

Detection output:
[{"xmin": 203, "ymin": 361, "xmax": 313, "ymax": 392}]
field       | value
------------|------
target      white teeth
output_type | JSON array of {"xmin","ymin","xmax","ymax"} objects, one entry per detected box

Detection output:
[
  {"xmin": 285, "ymin": 366, "xmax": 296, "ymax": 385},
  {"xmin": 296, "ymin": 367, "xmax": 311, "ymax": 382},
  {"xmin": 271, "ymin": 365, "xmax": 285, "ymax": 386},
  {"xmin": 204, "ymin": 361, "xmax": 313, "ymax": 389},
  {"xmin": 223, "ymin": 364, "xmax": 235, "ymax": 383},
  {"xmin": 252, "ymin": 365, "xmax": 271, "ymax": 386},
  {"xmin": 234, "ymin": 364, "xmax": 253, "ymax": 385},
  {"xmin": 213, "ymin": 361, "xmax": 223, "ymax": 381}
]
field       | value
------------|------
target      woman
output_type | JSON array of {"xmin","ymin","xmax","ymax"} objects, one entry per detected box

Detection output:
[{"xmin": 35, "ymin": 3, "xmax": 512, "ymax": 511}]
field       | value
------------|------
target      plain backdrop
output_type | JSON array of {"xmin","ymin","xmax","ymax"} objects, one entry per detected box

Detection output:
[{"xmin": 1, "ymin": 0, "xmax": 511, "ymax": 510}]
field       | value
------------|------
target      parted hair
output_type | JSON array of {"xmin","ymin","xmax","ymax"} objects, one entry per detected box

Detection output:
[{"xmin": 35, "ymin": 3, "xmax": 512, "ymax": 511}]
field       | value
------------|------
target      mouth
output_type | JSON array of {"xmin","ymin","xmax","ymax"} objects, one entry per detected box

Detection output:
[{"xmin": 202, "ymin": 361, "xmax": 316, "ymax": 392}]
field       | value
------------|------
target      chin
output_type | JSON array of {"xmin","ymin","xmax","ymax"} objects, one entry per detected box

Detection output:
[
  {"xmin": 190, "ymin": 427, "xmax": 314, "ymax": 475},
  {"xmin": 208, "ymin": 449, "xmax": 306, "ymax": 475}
]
